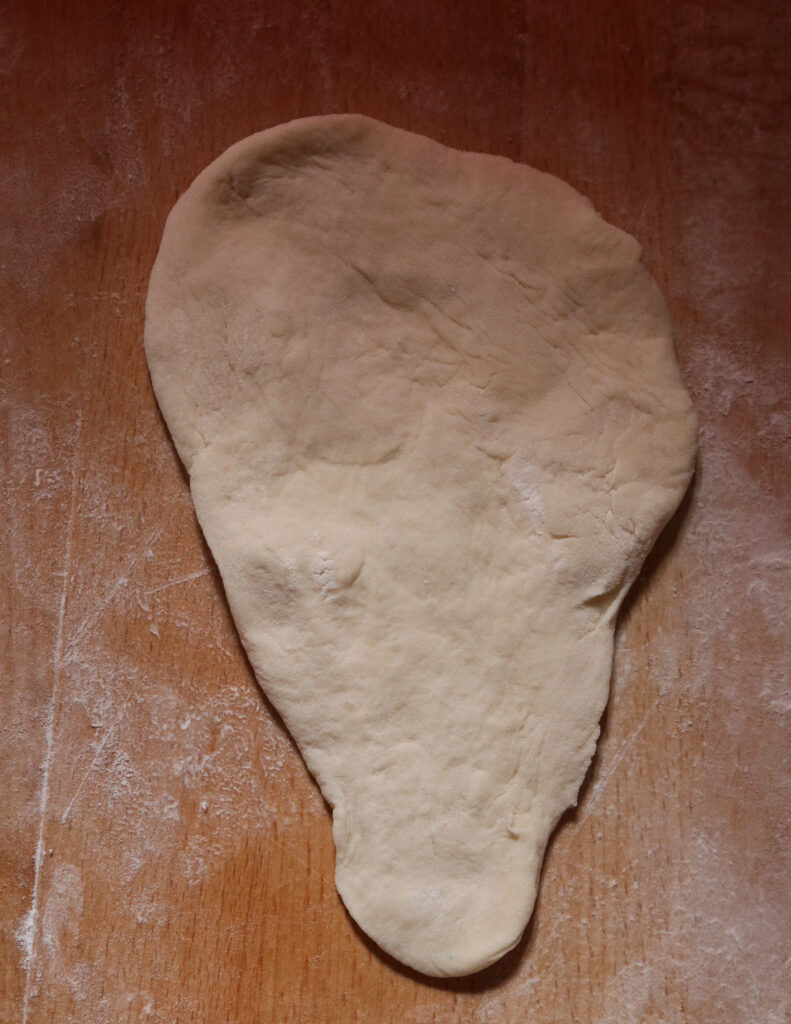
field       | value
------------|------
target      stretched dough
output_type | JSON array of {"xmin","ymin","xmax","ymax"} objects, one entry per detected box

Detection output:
[{"xmin": 145, "ymin": 115, "xmax": 696, "ymax": 977}]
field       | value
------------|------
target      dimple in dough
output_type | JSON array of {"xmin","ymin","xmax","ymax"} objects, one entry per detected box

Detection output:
[{"xmin": 144, "ymin": 115, "xmax": 697, "ymax": 978}]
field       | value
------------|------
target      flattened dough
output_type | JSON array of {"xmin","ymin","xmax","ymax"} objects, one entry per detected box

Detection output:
[{"xmin": 145, "ymin": 115, "xmax": 697, "ymax": 977}]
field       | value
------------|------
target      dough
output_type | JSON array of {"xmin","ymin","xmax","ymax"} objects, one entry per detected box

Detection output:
[{"xmin": 144, "ymin": 115, "xmax": 696, "ymax": 977}]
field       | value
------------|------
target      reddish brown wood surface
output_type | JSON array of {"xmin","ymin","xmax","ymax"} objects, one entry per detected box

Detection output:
[{"xmin": 2, "ymin": 2, "xmax": 789, "ymax": 1021}]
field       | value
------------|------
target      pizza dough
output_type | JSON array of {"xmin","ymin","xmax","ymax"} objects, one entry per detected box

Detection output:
[{"xmin": 144, "ymin": 114, "xmax": 697, "ymax": 977}]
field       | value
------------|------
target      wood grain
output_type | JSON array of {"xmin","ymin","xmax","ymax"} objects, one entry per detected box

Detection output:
[{"xmin": 2, "ymin": 1, "xmax": 789, "ymax": 1021}]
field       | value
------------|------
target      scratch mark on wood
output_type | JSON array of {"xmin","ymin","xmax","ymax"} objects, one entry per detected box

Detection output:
[
  {"xmin": 21, "ymin": 410, "xmax": 82, "ymax": 1024},
  {"xmin": 574, "ymin": 692, "xmax": 664, "ymax": 834},
  {"xmin": 60, "ymin": 701, "xmax": 129, "ymax": 824},
  {"xmin": 268, "ymin": 837, "xmax": 311, "ymax": 873},
  {"xmin": 62, "ymin": 501, "xmax": 182, "ymax": 665},
  {"xmin": 145, "ymin": 567, "xmax": 211, "ymax": 597}
]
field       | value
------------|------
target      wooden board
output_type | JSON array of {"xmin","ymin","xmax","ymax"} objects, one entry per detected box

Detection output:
[{"xmin": 2, "ymin": 1, "xmax": 789, "ymax": 1021}]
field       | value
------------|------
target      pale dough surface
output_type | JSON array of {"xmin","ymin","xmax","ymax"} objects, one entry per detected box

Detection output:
[{"xmin": 144, "ymin": 115, "xmax": 697, "ymax": 977}]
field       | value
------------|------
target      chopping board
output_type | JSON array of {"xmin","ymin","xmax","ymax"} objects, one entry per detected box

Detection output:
[{"xmin": 2, "ymin": 1, "xmax": 789, "ymax": 1021}]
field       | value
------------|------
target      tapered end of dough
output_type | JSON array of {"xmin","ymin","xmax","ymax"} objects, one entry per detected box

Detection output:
[
  {"xmin": 336, "ymin": 855, "xmax": 537, "ymax": 977},
  {"xmin": 330, "ymin": 798, "xmax": 551, "ymax": 977}
]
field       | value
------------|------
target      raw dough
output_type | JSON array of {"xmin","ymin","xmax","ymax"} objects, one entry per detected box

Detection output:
[{"xmin": 144, "ymin": 115, "xmax": 696, "ymax": 977}]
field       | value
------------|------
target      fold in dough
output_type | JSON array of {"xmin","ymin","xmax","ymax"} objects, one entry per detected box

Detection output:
[{"xmin": 145, "ymin": 115, "xmax": 697, "ymax": 977}]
